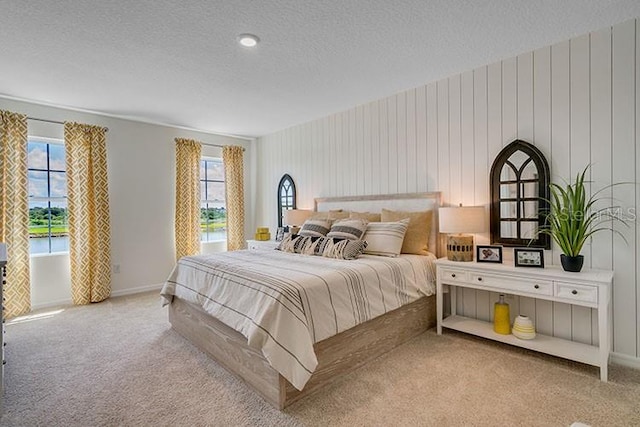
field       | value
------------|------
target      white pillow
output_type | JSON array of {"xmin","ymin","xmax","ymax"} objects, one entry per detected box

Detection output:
[{"xmin": 363, "ymin": 218, "xmax": 410, "ymax": 257}]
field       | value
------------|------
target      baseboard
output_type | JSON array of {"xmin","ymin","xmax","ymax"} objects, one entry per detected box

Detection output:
[
  {"xmin": 611, "ymin": 352, "xmax": 640, "ymax": 370},
  {"xmin": 31, "ymin": 297, "xmax": 73, "ymax": 311},
  {"xmin": 30, "ymin": 283, "xmax": 164, "ymax": 311},
  {"xmin": 110, "ymin": 283, "xmax": 164, "ymax": 298}
]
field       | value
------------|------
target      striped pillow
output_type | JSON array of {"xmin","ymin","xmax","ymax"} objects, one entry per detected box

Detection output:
[
  {"xmin": 298, "ymin": 219, "xmax": 331, "ymax": 237},
  {"xmin": 326, "ymin": 218, "xmax": 368, "ymax": 240},
  {"xmin": 276, "ymin": 234, "xmax": 367, "ymax": 260},
  {"xmin": 363, "ymin": 218, "xmax": 410, "ymax": 257}
]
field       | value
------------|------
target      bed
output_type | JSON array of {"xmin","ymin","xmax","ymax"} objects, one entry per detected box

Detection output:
[{"xmin": 162, "ymin": 192, "xmax": 443, "ymax": 409}]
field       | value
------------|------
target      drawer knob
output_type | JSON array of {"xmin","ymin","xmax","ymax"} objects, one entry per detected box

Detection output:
[
  {"xmin": 477, "ymin": 277, "xmax": 483, "ymax": 282},
  {"xmin": 451, "ymin": 273, "xmax": 456, "ymax": 278},
  {"xmin": 534, "ymin": 284, "xmax": 540, "ymax": 289},
  {"xmin": 572, "ymin": 290, "xmax": 578, "ymax": 295}
]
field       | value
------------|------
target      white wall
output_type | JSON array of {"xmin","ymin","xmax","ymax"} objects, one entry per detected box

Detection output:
[
  {"xmin": 257, "ymin": 19, "xmax": 640, "ymax": 363},
  {"xmin": 0, "ymin": 97, "xmax": 255, "ymax": 309}
]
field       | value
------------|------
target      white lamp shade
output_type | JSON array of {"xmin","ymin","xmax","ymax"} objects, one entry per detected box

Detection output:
[
  {"xmin": 439, "ymin": 206, "xmax": 486, "ymax": 234},
  {"xmin": 283, "ymin": 209, "xmax": 313, "ymax": 226}
]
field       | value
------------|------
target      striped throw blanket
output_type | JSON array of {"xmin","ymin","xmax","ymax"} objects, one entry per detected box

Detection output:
[{"xmin": 161, "ymin": 249, "xmax": 436, "ymax": 390}]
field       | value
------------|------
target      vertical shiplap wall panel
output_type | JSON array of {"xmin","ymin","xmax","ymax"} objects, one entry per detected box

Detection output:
[
  {"xmin": 416, "ymin": 87, "xmax": 428, "ymax": 191},
  {"xmin": 502, "ymin": 57, "xmax": 518, "ymax": 143},
  {"xmin": 363, "ymin": 103, "xmax": 372, "ymax": 195},
  {"xmin": 256, "ymin": 19, "xmax": 640, "ymax": 360},
  {"xmin": 426, "ymin": 83, "xmax": 439, "ymax": 191},
  {"xmin": 449, "ymin": 75, "xmax": 462, "ymax": 205},
  {"xmin": 397, "ymin": 91, "xmax": 408, "ymax": 193},
  {"xmin": 388, "ymin": 96, "xmax": 399, "ymax": 194},
  {"xmin": 569, "ymin": 33, "xmax": 594, "ymax": 344},
  {"xmin": 379, "ymin": 99, "xmax": 390, "ymax": 195},
  {"xmin": 370, "ymin": 101, "xmax": 381, "ymax": 195},
  {"xmin": 551, "ymin": 40, "xmax": 573, "ymax": 340},
  {"xmin": 406, "ymin": 89, "xmax": 418, "ymax": 193},
  {"xmin": 355, "ymin": 106, "xmax": 364, "ymax": 196},
  {"xmin": 518, "ymin": 52, "xmax": 534, "ymax": 141},
  {"xmin": 437, "ymin": 81, "xmax": 450, "ymax": 201},
  {"xmin": 612, "ymin": 19, "xmax": 637, "ymax": 356}
]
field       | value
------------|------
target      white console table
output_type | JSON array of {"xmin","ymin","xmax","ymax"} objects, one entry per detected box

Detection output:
[{"xmin": 435, "ymin": 258, "xmax": 614, "ymax": 381}]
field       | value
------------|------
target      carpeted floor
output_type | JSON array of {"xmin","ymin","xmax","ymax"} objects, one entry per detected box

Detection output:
[{"xmin": 1, "ymin": 291, "xmax": 639, "ymax": 426}]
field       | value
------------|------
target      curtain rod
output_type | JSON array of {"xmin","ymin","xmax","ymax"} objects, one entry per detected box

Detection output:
[
  {"xmin": 28, "ymin": 116, "xmax": 109, "ymax": 132},
  {"xmin": 201, "ymin": 142, "xmax": 245, "ymax": 151}
]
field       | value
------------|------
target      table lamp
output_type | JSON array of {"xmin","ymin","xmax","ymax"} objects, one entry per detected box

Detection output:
[
  {"xmin": 283, "ymin": 209, "xmax": 313, "ymax": 235},
  {"xmin": 439, "ymin": 205, "xmax": 486, "ymax": 261}
]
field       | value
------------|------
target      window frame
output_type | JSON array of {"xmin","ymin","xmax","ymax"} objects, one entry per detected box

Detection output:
[
  {"xmin": 200, "ymin": 156, "xmax": 226, "ymax": 242},
  {"xmin": 27, "ymin": 136, "xmax": 68, "ymax": 255}
]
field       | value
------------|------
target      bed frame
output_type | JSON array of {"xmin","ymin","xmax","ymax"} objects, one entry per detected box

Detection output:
[{"xmin": 168, "ymin": 192, "xmax": 442, "ymax": 409}]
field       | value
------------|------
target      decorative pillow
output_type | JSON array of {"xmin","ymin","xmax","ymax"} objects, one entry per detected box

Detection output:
[
  {"xmin": 308, "ymin": 210, "xmax": 350, "ymax": 221},
  {"xmin": 349, "ymin": 211, "xmax": 381, "ymax": 222},
  {"xmin": 326, "ymin": 218, "xmax": 368, "ymax": 241},
  {"xmin": 276, "ymin": 234, "xmax": 367, "ymax": 260},
  {"xmin": 298, "ymin": 219, "xmax": 331, "ymax": 237},
  {"xmin": 381, "ymin": 209, "xmax": 433, "ymax": 255},
  {"xmin": 328, "ymin": 210, "xmax": 350, "ymax": 220},
  {"xmin": 363, "ymin": 219, "xmax": 410, "ymax": 257}
]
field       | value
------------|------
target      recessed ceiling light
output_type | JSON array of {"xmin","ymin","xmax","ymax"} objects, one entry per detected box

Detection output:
[{"xmin": 238, "ymin": 34, "xmax": 260, "ymax": 48}]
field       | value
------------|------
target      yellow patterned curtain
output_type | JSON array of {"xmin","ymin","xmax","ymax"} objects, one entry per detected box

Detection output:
[
  {"xmin": 175, "ymin": 138, "xmax": 202, "ymax": 260},
  {"xmin": 222, "ymin": 145, "xmax": 245, "ymax": 251},
  {"xmin": 0, "ymin": 110, "xmax": 31, "ymax": 318},
  {"xmin": 65, "ymin": 122, "xmax": 111, "ymax": 305}
]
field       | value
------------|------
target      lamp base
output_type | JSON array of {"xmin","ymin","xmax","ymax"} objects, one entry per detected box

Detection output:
[{"xmin": 446, "ymin": 234, "xmax": 474, "ymax": 262}]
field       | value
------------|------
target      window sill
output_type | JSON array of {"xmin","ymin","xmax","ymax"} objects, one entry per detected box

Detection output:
[{"xmin": 30, "ymin": 251, "xmax": 69, "ymax": 258}]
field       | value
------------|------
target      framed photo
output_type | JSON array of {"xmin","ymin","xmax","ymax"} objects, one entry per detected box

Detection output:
[
  {"xmin": 476, "ymin": 245, "xmax": 503, "ymax": 263},
  {"xmin": 514, "ymin": 248, "xmax": 545, "ymax": 268},
  {"xmin": 275, "ymin": 227, "xmax": 285, "ymax": 242}
]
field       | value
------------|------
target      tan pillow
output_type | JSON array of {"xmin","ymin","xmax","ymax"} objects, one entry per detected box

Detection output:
[
  {"xmin": 328, "ymin": 210, "xmax": 350, "ymax": 220},
  {"xmin": 309, "ymin": 211, "xmax": 330, "ymax": 220},
  {"xmin": 350, "ymin": 211, "xmax": 381, "ymax": 222},
  {"xmin": 381, "ymin": 209, "xmax": 433, "ymax": 255}
]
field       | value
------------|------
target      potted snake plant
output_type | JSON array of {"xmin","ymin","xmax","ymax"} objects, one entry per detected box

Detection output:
[{"xmin": 537, "ymin": 166, "xmax": 628, "ymax": 272}]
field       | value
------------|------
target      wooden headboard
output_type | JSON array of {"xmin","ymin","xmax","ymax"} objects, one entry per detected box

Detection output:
[{"xmin": 314, "ymin": 192, "xmax": 443, "ymax": 257}]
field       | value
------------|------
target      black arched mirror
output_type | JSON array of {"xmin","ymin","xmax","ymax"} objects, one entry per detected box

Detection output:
[
  {"xmin": 277, "ymin": 174, "xmax": 296, "ymax": 228},
  {"xmin": 490, "ymin": 140, "xmax": 550, "ymax": 249}
]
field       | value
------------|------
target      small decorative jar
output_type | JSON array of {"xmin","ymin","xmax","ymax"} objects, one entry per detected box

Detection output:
[{"xmin": 512, "ymin": 315, "xmax": 536, "ymax": 340}]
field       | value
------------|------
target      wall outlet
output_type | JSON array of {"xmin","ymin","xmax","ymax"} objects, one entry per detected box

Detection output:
[{"xmin": 113, "ymin": 264, "xmax": 120, "ymax": 274}]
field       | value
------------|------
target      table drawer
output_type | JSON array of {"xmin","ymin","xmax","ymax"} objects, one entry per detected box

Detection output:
[
  {"xmin": 439, "ymin": 269, "xmax": 469, "ymax": 283},
  {"xmin": 469, "ymin": 273, "xmax": 553, "ymax": 296},
  {"xmin": 554, "ymin": 281, "xmax": 598, "ymax": 304}
]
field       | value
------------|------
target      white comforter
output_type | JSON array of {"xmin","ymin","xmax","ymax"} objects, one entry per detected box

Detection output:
[{"xmin": 161, "ymin": 249, "xmax": 436, "ymax": 390}]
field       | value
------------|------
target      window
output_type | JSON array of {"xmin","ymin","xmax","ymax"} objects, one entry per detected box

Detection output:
[
  {"xmin": 27, "ymin": 138, "xmax": 68, "ymax": 254},
  {"xmin": 277, "ymin": 174, "xmax": 296, "ymax": 227},
  {"xmin": 200, "ymin": 158, "xmax": 226, "ymax": 241},
  {"xmin": 490, "ymin": 139, "xmax": 550, "ymax": 249}
]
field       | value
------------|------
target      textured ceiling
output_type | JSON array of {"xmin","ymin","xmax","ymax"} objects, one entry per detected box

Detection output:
[{"xmin": 1, "ymin": 1, "xmax": 639, "ymax": 138}]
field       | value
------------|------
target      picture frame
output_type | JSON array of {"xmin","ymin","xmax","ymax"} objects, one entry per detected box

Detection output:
[
  {"xmin": 476, "ymin": 245, "xmax": 503, "ymax": 263},
  {"xmin": 514, "ymin": 248, "xmax": 545, "ymax": 268},
  {"xmin": 275, "ymin": 227, "xmax": 285, "ymax": 242}
]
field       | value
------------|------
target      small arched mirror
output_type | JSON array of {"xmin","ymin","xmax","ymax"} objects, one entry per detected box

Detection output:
[
  {"xmin": 490, "ymin": 140, "xmax": 550, "ymax": 249},
  {"xmin": 277, "ymin": 174, "xmax": 296, "ymax": 228}
]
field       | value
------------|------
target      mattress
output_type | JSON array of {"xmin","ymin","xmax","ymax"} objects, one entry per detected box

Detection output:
[{"xmin": 161, "ymin": 249, "xmax": 436, "ymax": 390}]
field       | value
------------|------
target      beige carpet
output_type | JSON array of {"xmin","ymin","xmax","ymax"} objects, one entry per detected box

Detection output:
[{"xmin": 1, "ymin": 291, "xmax": 639, "ymax": 427}]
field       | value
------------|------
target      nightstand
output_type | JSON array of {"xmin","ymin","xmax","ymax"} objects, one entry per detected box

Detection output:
[
  {"xmin": 246, "ymin": 240, "xmax": 280, "ymax": 251},
  {"xmin": 435, "ymin": 258, "xmax": 613, "ymax": 381}
]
